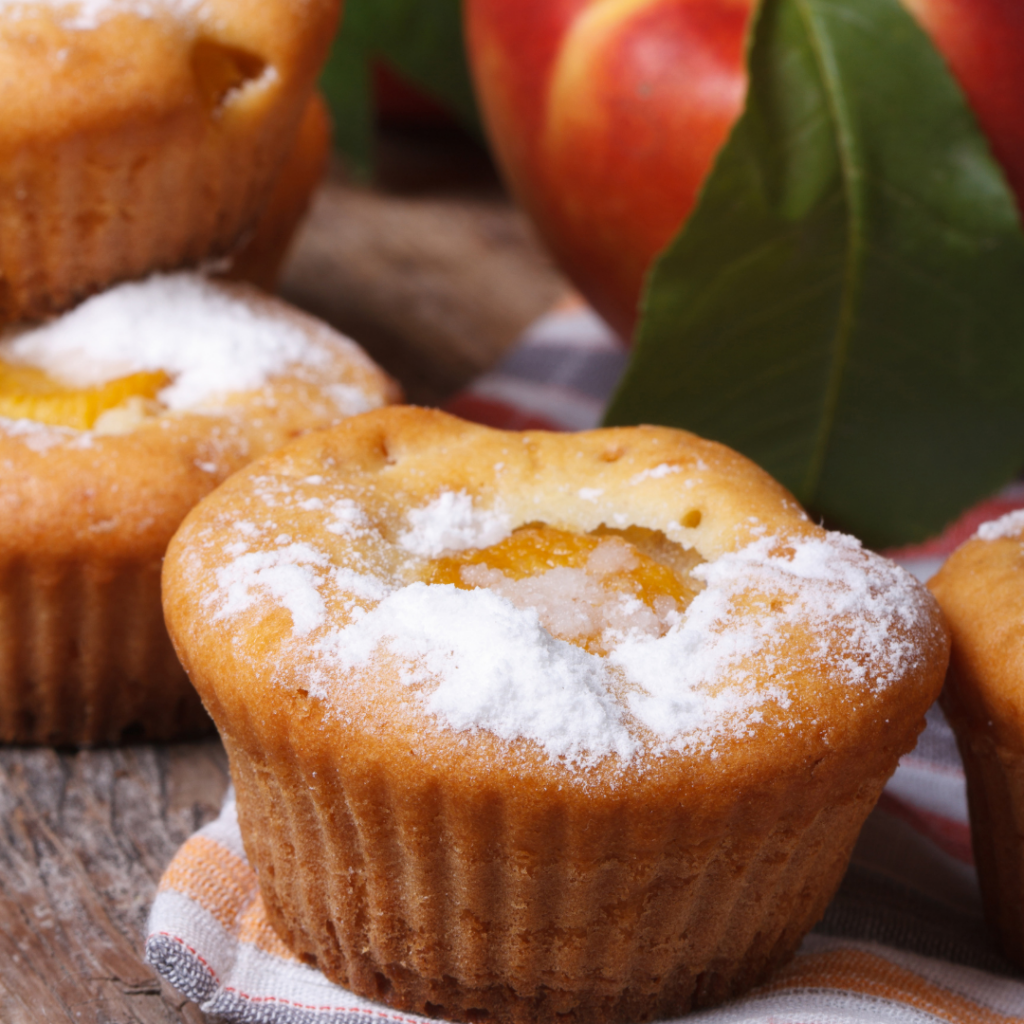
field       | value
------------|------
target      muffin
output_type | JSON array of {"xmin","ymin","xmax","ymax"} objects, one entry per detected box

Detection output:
[
  {"xmin": 929, "ymin": 509, "xmax": 1024, "ymax": 964},
  {"xmin": 0, "ymin": 271, "xmax": 398, "ymax": 745},
  {"xmin": 0, "ymin": 0, "xmax": 340, "ymax": 323},
  {"xmin": 162, "ymin": 407, "xmax": 948, "ymax": 1024}
]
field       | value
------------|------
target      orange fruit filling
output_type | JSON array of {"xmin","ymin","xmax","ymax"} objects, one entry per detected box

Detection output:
[
  {"xmin": 191, "ymin": 38, "xmax": 268, "ymax": 111},
  {"xmin": 429, "ymin": 524, "xmax": 703, "ymax": 648},
  {"xmin": 0, "ymin": 359, "xmax": 170, "ymax": 430}
]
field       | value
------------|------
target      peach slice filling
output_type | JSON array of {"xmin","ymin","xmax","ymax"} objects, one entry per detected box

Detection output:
[
  {"xmin": 429, "ymin": 524, "xmax": 704, "ymax": 654},
  {"xmin": 191, "ymin": 38, "xmax": 268, "ymax": 112},
  {"xmin": 0, "ymin": 359, "xmax": 169, "ymax": 431}
]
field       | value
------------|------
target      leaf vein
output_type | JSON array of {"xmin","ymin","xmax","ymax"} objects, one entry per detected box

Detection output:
[{"xmin": 794, "ymin": 0, "xmax": 865, "ymax": 500}]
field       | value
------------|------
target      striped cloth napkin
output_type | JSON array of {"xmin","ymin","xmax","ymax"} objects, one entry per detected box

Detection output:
[{"xmin": 146, "ymin": 300, "xmax": 1024, "ymax": 1023}]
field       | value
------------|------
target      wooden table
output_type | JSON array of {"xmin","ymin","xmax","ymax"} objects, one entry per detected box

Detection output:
[
  {"xmin": 0, "ymin": 743, "xmax": 228, "ymax": 1023},
  {"xmin": 0, "ymin": 130, "xmax": 568, "ymax": 1023}
]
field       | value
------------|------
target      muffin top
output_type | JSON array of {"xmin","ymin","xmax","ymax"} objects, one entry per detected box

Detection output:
[
  {"xmin": 0, "ymin": 0, "xmax": 338, "ymax": 146},
  {"xmin": 0, "ymin": 0, "xmax": 340, "ymax": 323},
  {"xmin": 164, "ymin": 407, "xmax": 948, "ymax": 802},
  {"xmin": 930, "ymin": 510, "xmax": 1024, "ymax": 748},
  {"xmin": 0, "ymin": 273, "xmax": 399, "ymax": 561}
]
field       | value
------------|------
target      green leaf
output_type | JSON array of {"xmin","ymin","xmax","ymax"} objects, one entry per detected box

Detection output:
[
  {"xmin": 319, "ymin": 0, "xmax": 480, "ymax": 179},
  {"xmin": 604, "ymin": 0, "xmax": 1024, "ymax": 548},
  {"xmin": 319, "ymin": 27, "xmax": 374, "ymax": 177}
]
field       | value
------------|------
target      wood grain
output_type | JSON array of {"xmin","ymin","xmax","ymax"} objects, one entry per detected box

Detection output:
[{"xmin": 0, "ymin": 742, "xmax": 228, "ymax": 1023}]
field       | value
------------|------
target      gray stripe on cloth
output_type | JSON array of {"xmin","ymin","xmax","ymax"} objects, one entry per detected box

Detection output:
[
  {"xmin": 203, "ymin": 990, "xmax": 401, "ymax": 1024},
  {"xmin": 908, "ymin": 703, "xmax": 962, "ymax": 771},
  {"xmin": 493, "ymin": 346, "xmax": 629, "ymax": 401},
  {"xmin": 145, "ymin": 933, "xmax": 219, "ymax": 1005},
  {"xmin": 816, "ymin": 863, "xmax": 1017, "ymax": 976}
]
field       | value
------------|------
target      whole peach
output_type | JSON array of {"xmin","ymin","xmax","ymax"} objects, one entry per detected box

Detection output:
[{"xmin": 466, "ymin": 0, "xmax": 1024, "ymax": 340}]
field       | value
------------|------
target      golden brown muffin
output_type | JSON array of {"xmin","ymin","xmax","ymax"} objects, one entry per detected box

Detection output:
[
  {"xmin": 227, "ymin": 91, "xmax": 331, "ymax": 291},
  {"xmin": 163, "ymin": 407, "xmax": 948, "ymax": 1024},
  {"xmin": 929, "ymin": 510, "xmax": 1024, "ymax": 965},
  {"xmin": 0, "ymin": 271, "xmax": 398, "ymax": 745},
  {"xmin": 0, "ymin": 0, "xmax": 340, "ymax": 323}
]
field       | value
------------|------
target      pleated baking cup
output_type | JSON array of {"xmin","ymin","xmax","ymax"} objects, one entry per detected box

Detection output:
[
  {"xmin": 219, "ymin": 717, "xmax": 920, "ymax": 1024},
  {"xmin": 0, "ymin": 556, "xmax": 210, "ymax": 746},
  {"xmin": 944, "ymin": 710, "xmax": 1024, "ymax": 966},
  {"xmin": 0, "ymin": 0, "xmax": 339, "ymax": 323}
]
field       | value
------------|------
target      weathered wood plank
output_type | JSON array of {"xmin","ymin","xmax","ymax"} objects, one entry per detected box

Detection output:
[{"xmin": 0, "ymin": 744, "xmax": 228, "ymax": 1023}]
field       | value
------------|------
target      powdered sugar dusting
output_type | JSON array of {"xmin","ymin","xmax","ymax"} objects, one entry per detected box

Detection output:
[
  {"xmin": 630, "ymin": 463, "xmax": 683, "ymax": 485},
  {"xmin": 209, "ymin": 543, "xmax": 331, "ymax": 637},
  {"xmin": 398, "ymin": 491, "xmax": 510, "ymax": 557},
  {"xmin": 316, "ymin": 584, "xmax": 637, "ymax": 765},
  {"xmin": 0, "ymin": 415, "xmax": 87, "ymax": 452},
  {"xmin": 976, "ymin": 509, "xmax": 1024, "ymax": 542},
  {"xmin": 203, "ymin": 506, "xmax": 935, "ymax": 769},
  {"xmin": 611, "ymin": 534, "xmax": 926, "ymax": 743},
  {"xmin": 324, "ymin": 383, "xmax": 378, "ymax": 417},
  {"xmin": 309, "ymin": 532, "xmax": 928, "ymax": 762},
  {"xmin": 325, "ymin": 499, "xmax": 370, "ymax": 537},
  {"xmin": 1, "ymin": 273, "xmax": 331, "ymax": 412},
  {"xmin": 205, "ymin": 533, "xmax": 390, "ymax": 638},
  {"xmin": 0, "ymin": 0, "xmax": 202, "ymax": 29}
]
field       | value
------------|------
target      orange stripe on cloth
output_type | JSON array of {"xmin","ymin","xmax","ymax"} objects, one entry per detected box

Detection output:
[
  {"xmin": 159, "ymin": 834, "xmax": 260, "ymax": 934},
  {"xmin": 551, "ymin": 290, "xmax": 587, "ymax": 314},
  {"xmin": 238, "ymin": 893, "xmax": 300, "ymax": 961},
  {"xmin": 759, "ymin": 948, "xmax": 1020, "ymax": 1024}
]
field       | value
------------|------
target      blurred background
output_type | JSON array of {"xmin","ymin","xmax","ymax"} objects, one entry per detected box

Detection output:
[{"xmin": 279, "ymin": 5, "xmax": 570, "ymax": 408}]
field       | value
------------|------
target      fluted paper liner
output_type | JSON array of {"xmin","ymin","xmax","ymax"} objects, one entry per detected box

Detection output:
[
  {"xmin": 222, "ymin": 724, "xmax": 917, "ymax": 1024},
  {"xmin": 0, "ymin": 557, "xmax": 209, "ymax": 745},
  {"xmin": 951, "ymin": 727, "xmax": 1024, "ymax": 963}
]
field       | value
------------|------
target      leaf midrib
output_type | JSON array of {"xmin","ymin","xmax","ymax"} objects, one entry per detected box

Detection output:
[{"xmin": 795, "ymin": 0, "xmax": 866, "ymax": 500}]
